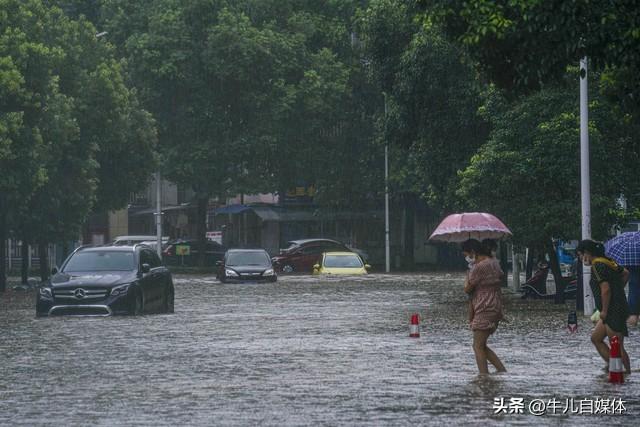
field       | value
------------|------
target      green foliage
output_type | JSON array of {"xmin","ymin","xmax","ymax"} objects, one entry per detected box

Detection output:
[
  {"xmin": 1, "ymin": 0, "xmax": 156, "ymax": 250},
  {"xmin": 457, "ymin": 81, "xmax": 633, "ymax": 246},
  {"xmin": 358, "ymin": 0, "xmax": 488, "ymax": 212},
  {"xmin": 426, "ymin": 0, "xmax": 640, "ymax": 113},
  {"xmin": 99, "ymin": 0, "xmax": 380, "ymax": 212},
  {"xmin": 1, "ymin": 0, "xmax": 61, "ymax": 225}
]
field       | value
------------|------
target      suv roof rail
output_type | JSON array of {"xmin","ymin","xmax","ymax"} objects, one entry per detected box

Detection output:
[{"xmin": 133, "ymin": 242, "xmax": 153, "ymax": 250}]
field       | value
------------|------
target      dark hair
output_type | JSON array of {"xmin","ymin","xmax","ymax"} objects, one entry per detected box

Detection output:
[
  {"xmin": 481, "ymin": 239, "xmax": 498, "ymax": 254},
  {"xmin": 461, "ymin": 239, "xmax": 490, "ymax": 256},
  {"xmin": 576, "ymin": 239, "xmax": 605, "ymax": 257}
]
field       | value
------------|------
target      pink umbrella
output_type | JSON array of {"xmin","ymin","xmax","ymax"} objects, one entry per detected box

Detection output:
[{"xmin": 429, "ymin": 212, "xmax": 512, "ymax": 243}]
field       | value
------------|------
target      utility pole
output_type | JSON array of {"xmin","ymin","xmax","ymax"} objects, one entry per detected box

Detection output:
[
  {"xmin": 580, "ymin": 56, "xmax": 594, "ymax": 316},
  {"xmin": 384, "ymin": 96, "xmax": 390, "ymax": 273},
  {"xmin": 155, "ymin": 171, "xmax": 162, "ymax": 259}
]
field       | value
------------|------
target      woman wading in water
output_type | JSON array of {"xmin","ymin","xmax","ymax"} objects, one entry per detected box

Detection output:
[
  {"xmin": 462, "ymin": 239, "xmax": 506, "ymax": 374},
  {"xmin": 577, "ymin": 240, "xmax": 631, "ymax": 374}
]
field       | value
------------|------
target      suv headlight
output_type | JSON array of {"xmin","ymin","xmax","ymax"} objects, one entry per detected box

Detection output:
[
  {"xmin": 111, "ymin": 284, "xmax": 131, "ymax": 296},
  {"xmin": 225, "ymin": 269, "xmax": 239, "ymax": 277},
  {"xmin": 39, "ymin": 287, "xmax": 52, "ymax": 299},
  {"xmin": 263, "ymin": 269, "xmax": 275, "ymax": 276}
]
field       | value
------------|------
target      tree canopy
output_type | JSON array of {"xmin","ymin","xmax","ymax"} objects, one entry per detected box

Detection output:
[
  {"xmin": 358, "ymin": 0, "xmax": 488, "ymax": 211},
  {"xmin": 0, "ymin": 0, "xmax": 156, "ymax": 289}
]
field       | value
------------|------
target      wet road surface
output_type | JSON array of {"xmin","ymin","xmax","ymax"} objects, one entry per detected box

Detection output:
[{"xmin": 1, "ymin": 273, "xmax": 639, "ymax": 426}]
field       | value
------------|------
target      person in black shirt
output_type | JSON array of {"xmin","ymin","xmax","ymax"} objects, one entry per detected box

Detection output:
[{"xmin": 577, "ymin": 240, "xmax": 631, "ymax": 374}]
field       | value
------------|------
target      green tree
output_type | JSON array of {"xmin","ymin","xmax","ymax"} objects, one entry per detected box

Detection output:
[
  {"xmin": 358, "ymin": 0, "xmax": 489, "ymax": 210},
  {"xmin": 425, "ymin": 0, "xmax": 640, "ymax": 113},
  {"xmin": 15, "ymin": 82, "xmax": 97, "ymax": 282},
  {"xmin": 457, "ymin": 80, "xmax": 634, "ymax": 285},
  {"xmin": 1, "ymin": 1, "xmax": 156, "ymax": 289},
  {"xmin": 1, "ymin": 0, "xmax": 63, "ymax": 289},
  {"xmin": 100, "ymin": 0, "xmax": 380, "ymax": 263},
  {"xmin": 100, "ymin": 1, "xmax": 296, "ymax": 263}
]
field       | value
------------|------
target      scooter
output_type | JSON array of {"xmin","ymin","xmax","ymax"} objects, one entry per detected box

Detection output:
[{"xmin": 520, "ymin": 266, "xmax": 577, "ymax": 299}]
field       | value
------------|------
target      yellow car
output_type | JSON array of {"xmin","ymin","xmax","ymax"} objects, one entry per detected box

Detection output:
[{"xmin": 312, "ymin": 252, "xmax": 371, "ymax": 275}]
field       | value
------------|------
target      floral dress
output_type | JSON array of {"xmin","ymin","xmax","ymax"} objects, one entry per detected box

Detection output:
[
  {"xmin": 468, "ymin": 258, "xmax": 504, "ymax": 331},
  {"xmin": 591, "ymin": 257, "xmax": 630, "ymax": 337}
]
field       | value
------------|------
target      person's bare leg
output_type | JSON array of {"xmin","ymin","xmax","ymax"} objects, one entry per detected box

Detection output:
[
  {"xmin": 628, "ymin": 315, "xmax": 639, "ymax": 327},
  {"xmin": 591, "ymin": 320, "xmax": 609, "ymax": 363},
  {"xmin": 486, "ymin": 346, "xmax": 506, "ymax": 372},
  {"xmin": 473, "ymin": 330, "xmax": 490, "ymax": 374},
  {"xmin": 606, "ymin": 326, "xmax": 631, "ymax": 374}
]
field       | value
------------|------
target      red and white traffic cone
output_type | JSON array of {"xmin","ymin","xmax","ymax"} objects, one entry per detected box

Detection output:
[
  {"xmin": 609, "ymin": 336, "xmax": 624, "ymax": 384},
  {"xmin": 409, "ymin": 313, "xmax": 420, "ymax": 338},
  {"xmin": 567, "ymin": 311, "xmax": 577, "ymax": 333}
]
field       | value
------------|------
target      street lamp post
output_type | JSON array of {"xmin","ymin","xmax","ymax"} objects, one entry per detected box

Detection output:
[
  {"xmin": 384, "ymin": 96, "xmax": 390, "ymax": 273},
  {"xmin": 155, "ymin": 171, "xmax": 163, "ymax": 259},
  {"xmin": 580, "ymin": 56, "xmax": 595, "ymax": 316}
]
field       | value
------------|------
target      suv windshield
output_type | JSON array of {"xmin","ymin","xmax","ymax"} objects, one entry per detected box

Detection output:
[
  {"xmin": 63, "ymin": 251, "xmax": 136, "ymax": 272},
  {"xmin": 226, "ymin": 251, "xmax": 271, "ymax": 266},
  {"xmin": 324, "ymin": 254, "xmax": 362, "ymax": 268}
]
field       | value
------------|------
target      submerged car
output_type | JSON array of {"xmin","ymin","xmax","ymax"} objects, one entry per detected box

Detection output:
[
  {"xmin": 163, "ymin": 239, "xmax": 226, "ymax": 266},
  {"xmin": 272, "ymin": 238, "xmax": 368, "ymax": 273},
  {"xmin": 312, "ymin": 252, "xmax": 371, "ymax": 275},
  {"xmin": 36, "ymin": 244, "xmax": 174, "ymax": 317},
  {"xmin": 217, "ymin": 249, "xmax": 277, "ymax": 283}
]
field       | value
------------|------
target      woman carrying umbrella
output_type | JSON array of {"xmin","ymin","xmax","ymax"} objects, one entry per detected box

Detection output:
[
  {"xmin": 577, "ymin": 239, "xmax": 631, "ymax": 374},
  {"xmin": 462, "ymin": 239, "xmax": 506, "ymax": 374},
  {"xmin": 430, "ymin": 212, "xmax": 511, "ymax": 374}
]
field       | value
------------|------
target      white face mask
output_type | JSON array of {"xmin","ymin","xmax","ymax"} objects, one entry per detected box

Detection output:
[{"xmin": 465, "ymin": 255, "xmax": 475, "ymax": 266}]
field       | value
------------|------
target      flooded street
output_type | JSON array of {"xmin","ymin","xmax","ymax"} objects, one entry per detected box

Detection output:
[{"xmin": 1, "ymin": 273, "xmax": 639, "ymax": 426}]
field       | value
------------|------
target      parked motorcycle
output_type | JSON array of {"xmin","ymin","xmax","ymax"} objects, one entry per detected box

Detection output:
[{"xmin": 520, "ymin": 263, "xmax": 577, "ymax": 299}]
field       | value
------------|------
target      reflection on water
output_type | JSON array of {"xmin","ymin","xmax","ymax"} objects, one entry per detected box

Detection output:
[{"xmin": 1, "ymin": 273, "xmax": 639, "ymax": 426}]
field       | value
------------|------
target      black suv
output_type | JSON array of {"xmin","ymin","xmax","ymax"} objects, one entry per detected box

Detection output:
[{"xmin": 36, "ymin": 244, "xmax": 174, "ymax": 317}]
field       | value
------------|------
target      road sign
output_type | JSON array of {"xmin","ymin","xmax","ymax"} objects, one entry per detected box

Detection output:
[{"xmin": 176, "ymin": 245, "xmax": 190, "ymax": 256}]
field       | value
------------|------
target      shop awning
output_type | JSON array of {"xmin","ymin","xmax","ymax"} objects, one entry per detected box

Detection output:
[
  {"xmin": 251, "ymin": 206, "xmax": 317, "ymax": 222},
  {"xmin": 211, "ymin": 204, "xmax": 316, "ymax": 222},
  {"xmin": 212, "ymin": 204, "xmax": 252, "ymax": 215}
]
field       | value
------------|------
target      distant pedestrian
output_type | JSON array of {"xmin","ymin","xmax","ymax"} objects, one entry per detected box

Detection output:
[
  {"xmin": 462, "ymin": 239, "xmax": 506, "ymax": 374},
  {"xmin": 577, "ymin": 239, "xmax": 631, "ymax": 374}
]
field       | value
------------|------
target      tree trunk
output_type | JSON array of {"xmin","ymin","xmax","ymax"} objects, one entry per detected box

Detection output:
[
  {"xmin": 39, "ymin": 241, "xmax": 49, "ymax": 282},
  {"xmin": 545, "ymin": 239, "xmax": 565, "ymax": 304},
  {"xmin": 525, "ymin": 248, "xmax": 534, "ymax": 280},
  {"xmin": 0, "ymin": 209, "xmax": 6, "ymax": 292},
  {"xmin": 196, "ymin": 196, "xmax": 208, "ymax": 267},
  {"xmin": 21, "ymin": 237, "xmax": 29, "ymax": 285}
]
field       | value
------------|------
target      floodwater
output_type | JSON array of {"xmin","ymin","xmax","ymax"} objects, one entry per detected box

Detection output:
[{"xmin": 1, "ymin": 273, "xmax": 639, "ymax": 426}]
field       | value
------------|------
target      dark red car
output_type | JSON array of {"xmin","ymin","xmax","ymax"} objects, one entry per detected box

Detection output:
[{"xmin": 271, "ymin": 239, "xmax": 366, "ymax": 273}]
